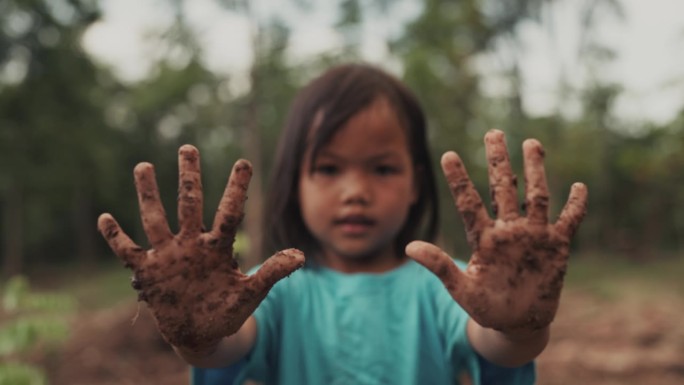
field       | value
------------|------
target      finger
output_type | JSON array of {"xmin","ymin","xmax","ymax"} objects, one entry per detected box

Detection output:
[
  {"xmin": 250, "ymin": 248, "xmax": 305, "ymax": 291},
  {"xmin": 485, "ymin": 129, "xmax": 519, "ymax": 220},
  {"xmin": 211, "ymin": 159, "xmax": 252, "ymax": 255},
  {"xmin": 441, "ymin": 151, "xmax": 491, "ymax": 248},
  {"xmin": 134, "ymin": 162, "xmax": 173, "ymax": 248},
  {"xmin": 555, "ymin": 182, "xmax": 588, "ymax": 237},
  {"xmin": 522, "ymin": 139, "xmax": 550, "ymax": 225},
  {"xmin": 406, "ymin": 241, "xmax": 468, "ymax": 293},
  {"xmin": 97, "ymin": 213, "xmax": 145, "ymax": 269},
  {"xmin": 178, "ymin": 145, "xmax": 204, "ymax": 238}
]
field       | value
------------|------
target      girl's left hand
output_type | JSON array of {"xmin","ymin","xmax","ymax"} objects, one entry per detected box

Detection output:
[{"xmin": 406, "ymin": 129, "xmax": 588, "ymax": 334}]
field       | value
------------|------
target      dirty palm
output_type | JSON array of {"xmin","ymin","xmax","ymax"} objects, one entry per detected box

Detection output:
[{"xmin": 97, "ymin": 129, "xmax": 587, "ymax": 357}]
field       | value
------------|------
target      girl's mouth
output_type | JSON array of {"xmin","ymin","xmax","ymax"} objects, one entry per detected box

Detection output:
[{"xmin": 334, "ymin": 215, "xmax": 375, "ymax": 235}]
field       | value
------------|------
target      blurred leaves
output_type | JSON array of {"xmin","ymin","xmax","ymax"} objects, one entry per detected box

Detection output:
[
  {"xmin": 1, "ymin": 0, "xmax": 684, "ymax": 278},
  {"xmin": 2, "ymin": 276, "xmax": 76, "ymax": 314},
  {"xmin": 0, "ymin": 363, "xmax": 46, "ymax": 385},
  {"xmin": 0, "ymin": 276, "xmax": 75, "ymax": 385}
]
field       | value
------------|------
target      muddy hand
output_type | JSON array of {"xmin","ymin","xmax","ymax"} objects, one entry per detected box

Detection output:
[
  {"xmin": 97, "ymin": 145, "xmax": 304, "ymax": 352},
  {"xmin": 406, "ymin": 129, "xmax": 587, "ymax": 334}
]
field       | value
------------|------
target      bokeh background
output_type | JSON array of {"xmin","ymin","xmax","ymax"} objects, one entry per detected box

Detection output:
[{"xmin": 1, "ymin": 0, "xmax": 683, "ymax": 384}]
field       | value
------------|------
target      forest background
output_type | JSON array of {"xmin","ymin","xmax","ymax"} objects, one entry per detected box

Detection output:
[{"xmin": 1, "ymin": 0, "xmax": 683, "ymax": 384}]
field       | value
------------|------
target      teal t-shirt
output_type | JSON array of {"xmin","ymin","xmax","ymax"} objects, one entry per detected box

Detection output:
[{"xmin": 227, "ymin": 259, "xmax": 532, "ymax": 385}]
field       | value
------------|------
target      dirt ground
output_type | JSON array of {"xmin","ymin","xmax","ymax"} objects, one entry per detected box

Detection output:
[
  {"xmin": 535, "ymin": 289, "xmax": 684, "ymax": 385},
  {"xmin": 39, "ymin": 287, "xmax": 684, "ymax": 385},
  {"xmin": 41, "ymin": 303, "xmax": 188, "ymax": 385}
]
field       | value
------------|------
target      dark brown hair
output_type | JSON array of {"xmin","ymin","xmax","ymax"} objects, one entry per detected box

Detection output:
[{"xmin": 263, "ymin": 63, "xmax": 439, "ymax": 259}]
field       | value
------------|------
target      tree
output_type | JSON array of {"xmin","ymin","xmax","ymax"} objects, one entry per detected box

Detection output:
[
  {"xmin": 393, "ymin": 0, "xmax": 560, "ymax": 255},
  {"xmin": 0, "ymin": 0, "xmax": 112, "ymax": 276}
]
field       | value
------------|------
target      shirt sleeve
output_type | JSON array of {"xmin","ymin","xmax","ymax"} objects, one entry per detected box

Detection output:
[
  {"xmin": 477, "ymin": 354, "xmax": 536, "ymax": 385},
  {"xmin": 190, "ymin": 363, "xmax": 245, "ymax": 385}
]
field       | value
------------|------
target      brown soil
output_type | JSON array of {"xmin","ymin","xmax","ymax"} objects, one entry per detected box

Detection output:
[
  {"xmin": 536, "ymin": 288, "xmax": 684, "ymax": 385},
  {"xmin": 42, "ymin": 303, "xmax": 188, "ymax": 385},
  {"xmin": 39, "ymin": 288, "xmax": 684, "ymax": 385}
]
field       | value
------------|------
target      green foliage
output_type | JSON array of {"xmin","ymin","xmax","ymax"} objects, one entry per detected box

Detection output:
[
  {"xmin": 2, "ymin": 0, "xmax": 684, "ymax": 278},
  {"xmin": 0, "ymin": 0, "xmax": 117, "ymax": 275},
  {"xmin": 0, "ymin": 363, "xmax": 46, "ymax": 385},
  {"xmin": 394, "ymin": 0, "xmax": 559, "ymax": 255},
  {"xmin": 566, "ymin": 253, "xmax": 684, "ymax": 301},
  {"xmin": 0, "ymin": 276, "xmax": 75, "ymax": 385}
]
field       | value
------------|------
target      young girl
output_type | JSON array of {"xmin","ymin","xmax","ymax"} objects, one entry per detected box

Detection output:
[{"xmin": 97, "ymin": 63, "xmax": 588, "ymax": 385}]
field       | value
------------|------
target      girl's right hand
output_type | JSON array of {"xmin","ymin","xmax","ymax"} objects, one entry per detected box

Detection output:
[
  {"xmin": 97, "ymin": 145, "xmax": 304, "ymax": 354},
  {"xmin": 406, "ymin": 130, "xmax": 587, "ymax": 335}
]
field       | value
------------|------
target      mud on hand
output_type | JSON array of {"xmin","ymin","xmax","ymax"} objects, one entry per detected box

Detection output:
[
  {"xmin": 98, "ymin": 145, "xmax": 304, "ymax": 353},
  {"xmin": 407, "ymin": 129, "xmax": 588, "ymax": 334}
]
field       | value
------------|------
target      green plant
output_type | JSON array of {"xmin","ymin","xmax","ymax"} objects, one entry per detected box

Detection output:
[{"xmin": 0, "ymin": 276, "xmax": 76, "ymax": 385}]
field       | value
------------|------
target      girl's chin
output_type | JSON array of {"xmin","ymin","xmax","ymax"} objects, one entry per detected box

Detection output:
[
  {"xmin": 321, "ymin": 246, "xmax": 403, "ymax": 272},
  {"xmin": 329, "ymin": 245, "xmax": 385, "ymax": 261}
]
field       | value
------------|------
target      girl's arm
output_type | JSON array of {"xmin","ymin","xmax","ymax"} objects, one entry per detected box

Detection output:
[
  {"xmin": 98, "ymin": 145, "xmax": 303, "ymax": 363},
  {"xmin": 174, "ymin": 315, "xmax": 257, "ymax": 368},
  {"xmin": 406, "ymin": 129, "xmax": 588, "ymax": 367},
  {"xmin": 467, "ymin": 319, "xmax": 549, "ymax": 367}
]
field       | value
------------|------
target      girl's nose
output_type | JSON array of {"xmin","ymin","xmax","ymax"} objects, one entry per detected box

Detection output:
[{"xmin": 340, "ymin": 172, "xmax": 371, "ymax": 205}]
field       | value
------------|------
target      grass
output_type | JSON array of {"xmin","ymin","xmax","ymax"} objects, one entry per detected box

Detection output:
[
  {"xmin": 28, "ymin": 261, "xmax": 135, "ymax": 311},
  {"xmin": 565, "ymin": 252, "xmax": 684, "ymax": 301},
  {"xmin": 61, "ymin": 265, "xmax": 135, "ymax": 310}
]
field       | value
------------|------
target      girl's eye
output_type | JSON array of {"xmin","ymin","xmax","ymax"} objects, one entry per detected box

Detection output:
[
  {"xmin": 314, "ymin": 164, "xmax": 339, "ymax": 175},
  {"xmin": 375, "ymin": 165, "xmax": 399, "ymax": 175}
]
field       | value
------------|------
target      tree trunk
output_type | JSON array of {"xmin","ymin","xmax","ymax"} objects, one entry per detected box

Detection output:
[
  {"xmin": 73, "ymin": 183, "xmax": 97, "ymax": 267},
  {"xmin": 243, "ymin": 66, "xmax": 264, "ymax": 269},
  {"xmin": 2, "ymin": 182, "xmax": 24, "ymax": 278},
  {"xmin": 240, "ymin": 18, "xmax": 266, "ymax": 268}
]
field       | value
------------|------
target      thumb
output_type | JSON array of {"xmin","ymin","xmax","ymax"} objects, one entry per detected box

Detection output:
[
  {"xmin": 406, "ymin": 241, "xmax": 467, "ymax": 292},
  {"xmin": 251, "ymin": 248, "xmax": 305, "ymax": 292}
]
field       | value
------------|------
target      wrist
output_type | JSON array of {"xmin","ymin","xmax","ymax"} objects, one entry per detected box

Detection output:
[
  {"xmin": 468, "ymin": 319, "xmax": 550, "ymax": 367},
  {"xmin": 498, "ymin": 325, "xmax": 550, "ymax": 343},
  {"xmin": 173, "ymin": 340, "xmax": 220, "ymax": 360}
]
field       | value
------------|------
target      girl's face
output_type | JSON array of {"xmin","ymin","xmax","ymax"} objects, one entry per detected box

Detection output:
[{"xmin": 298, "ymin": 97, "xmax": 418, "ymax": 273}]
